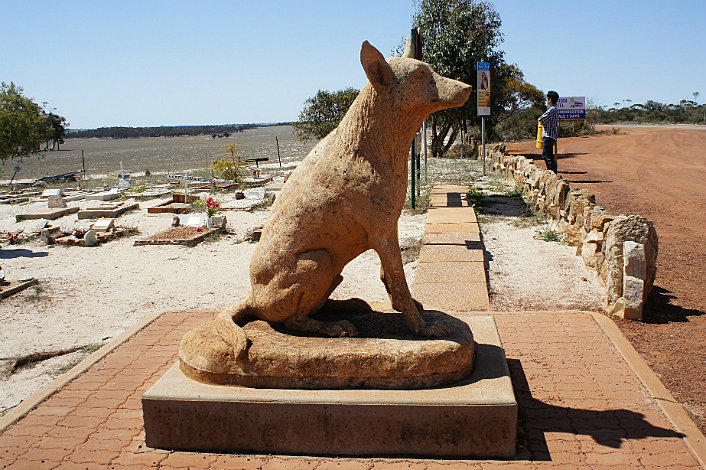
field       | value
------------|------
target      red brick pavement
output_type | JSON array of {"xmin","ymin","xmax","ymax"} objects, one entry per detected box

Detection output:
[{"xmin": 0, "ymin": 309, "xmax": 701, "ymax": 469}]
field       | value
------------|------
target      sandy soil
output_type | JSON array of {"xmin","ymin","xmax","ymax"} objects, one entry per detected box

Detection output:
[{"xmin": 507, "ymin": 124, "xmax": 706, "ymax": 432}]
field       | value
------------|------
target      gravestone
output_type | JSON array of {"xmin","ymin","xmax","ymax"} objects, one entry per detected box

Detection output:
[
  {"xmin": 91, "ymin": 218, "xmax": 116, "ymax": 232},
  {"xmin": 47, "ymin": 195, "xmax": 67, "ymax": 208},
  {"xmin": 83, "ymin": 230, "xmax": 98, "ymax": 247},
  {"xmin": 41, "ymin": 188, "xmax": 64, "ymax": 198},
  {"xmin": 181, "ymin": 213, "xmax": 208, "ymax": 227}
]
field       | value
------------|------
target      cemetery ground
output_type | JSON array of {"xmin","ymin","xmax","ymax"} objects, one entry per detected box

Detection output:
[{"xmin": 0, "ymin": 124, "xmax": 704, "ymax": 457}]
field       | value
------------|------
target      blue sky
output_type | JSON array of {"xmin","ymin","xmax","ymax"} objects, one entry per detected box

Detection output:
[{"xmin": 2, "ymin": 0, "xmax": 705, "ymax": 128}]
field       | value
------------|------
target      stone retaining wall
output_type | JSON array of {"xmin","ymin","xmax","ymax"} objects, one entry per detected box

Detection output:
[{"xmin": 485, "ymin": 145, "xmax": 658, "ymax": 320}]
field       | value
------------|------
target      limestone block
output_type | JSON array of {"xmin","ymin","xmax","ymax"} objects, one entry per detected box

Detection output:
[
  {"xmin": 584, "ymin": 229, "xmax": 604, "ymax": 244},
  {"xmin": 622, "ymin": 276, "xmax": 645, "ymax": 320},
  {"xmin": 603, "ymin": 215, "xmax": 658, "ymax": 310},
  {"xmin": 564, "ymin": 224, "xmax": 582, "ymax": 246},
  {"xmin": 624, "ymin": 241, "xmax": 647, "ymax": 279},
  {"xmin": 554, "ymin": 180, "xmax": 570, "ymax": 210},
  {"xmin": 581, "ymin": 240, "xmax": 600, "ymax": 268}
]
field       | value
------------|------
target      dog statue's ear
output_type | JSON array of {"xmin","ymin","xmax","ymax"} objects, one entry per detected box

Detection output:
[
  {"xmin": 361, "ymin": 41, "xmax": 394, "ymax": 91},
  {"xmin": 402, "ymin": 37, "xmax": 413, "ymax": 58}
]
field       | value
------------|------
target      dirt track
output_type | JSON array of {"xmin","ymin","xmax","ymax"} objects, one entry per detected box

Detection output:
[{"xmin": 507, "ymin": 125, "xmax": 706, "ymax": 430}]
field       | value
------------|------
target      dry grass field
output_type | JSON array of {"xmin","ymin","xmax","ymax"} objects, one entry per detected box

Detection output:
[{"xmin": 1, "ymin": 125, "xmax": 316, "ymax": 182}]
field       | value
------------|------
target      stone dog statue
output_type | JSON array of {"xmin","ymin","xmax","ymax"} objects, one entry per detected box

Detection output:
[{"xmin": 180, "ymin": 41, "xmax": 472, "ymax": 371}]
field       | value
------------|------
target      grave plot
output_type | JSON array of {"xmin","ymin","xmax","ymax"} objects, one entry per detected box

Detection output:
[
  {"xmin": 0, "ymin": 278, "xmax": 38, "ymax": 300},
  {"xmin": 77, "ymin": 200, "xmax": 139, "ymax": 220},
  {"xmin": 53, "ymin": 225, "xmax": 138, "ymax": 247},
  {"xmin": 135, "ymin": 214, "xmax": 226, "ymax": 247},
  {"xmin": 220, "ymin": 187, "xmax": 268, "ymax": 211},
  {"xmin": 39, "ymin": 188, "xmax": 87, "ymax": 203},
  {"xmin": 15, "ymin": 205, "xmax": 79, "ymax": 222},
  {"xmin": 133, "ymin": 225, "xmax": 222, "ymax": 247},
  {"xmin": 127, "ymin": 184, "xmax": 173, "ymax": 200},
  {"xmin": 0, "ymin": 195, "xmax": 29, "ymax": 205},
  {"xmin": 147, "ymin": 193, "xmax": 199, "ymax": 214},
  {"xmin": 85, "ymin": 188, "xmax": 121, "ymax": 201}
]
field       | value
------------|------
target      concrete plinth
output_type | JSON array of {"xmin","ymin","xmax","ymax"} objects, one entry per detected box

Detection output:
[{"xmin": 142, "ymin": 314, "xmax": 516, "ymax": 458}]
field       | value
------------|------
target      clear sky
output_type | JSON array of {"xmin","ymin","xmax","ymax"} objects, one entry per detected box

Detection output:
[{"xmin": 2, "ymin": 0, "xmax": 705, "ymax": 129}]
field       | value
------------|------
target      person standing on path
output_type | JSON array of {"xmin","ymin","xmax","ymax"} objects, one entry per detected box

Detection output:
[{"xmin": 538, "ymin": 91, "xmax": 559, "ymax": 173}]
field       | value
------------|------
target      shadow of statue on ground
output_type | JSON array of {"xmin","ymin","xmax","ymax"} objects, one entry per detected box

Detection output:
[
  {"xmin": 507, "ymin": 358, "xmax": 684, "ymax": 461},
  {"xmin": 0, "ymin": 248, "xmax": 49, "ymax": 259}
]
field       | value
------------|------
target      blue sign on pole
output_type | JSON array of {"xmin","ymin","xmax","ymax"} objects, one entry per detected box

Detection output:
[
  {"xmin": 557, "ymin": 96, "xmax": 586, "ymax": 120},
  {"xmin": 477, "ymin": 62, "xmax": 490, "ymax": 116}
]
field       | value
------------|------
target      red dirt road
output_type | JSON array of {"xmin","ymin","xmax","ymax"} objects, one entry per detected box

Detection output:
[{"xmin": 507, "ymin": 125, "xmax": 706, "ymax": 432}]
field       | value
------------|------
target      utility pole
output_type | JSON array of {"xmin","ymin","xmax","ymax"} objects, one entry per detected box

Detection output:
[{"xmin": 410, "ymin": 27, "xmax": 423, "ymax": 208}]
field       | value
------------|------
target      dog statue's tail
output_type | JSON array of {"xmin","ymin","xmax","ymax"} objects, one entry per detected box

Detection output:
[
  {"xmin": 216, "ymin": 300, "xmax": 252, "ymax": 357},
  {"xmin": 178, "ymin": 299, "xmax": 253, "ymax": 381}
]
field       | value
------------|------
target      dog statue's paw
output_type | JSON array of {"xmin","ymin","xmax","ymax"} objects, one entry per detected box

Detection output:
[
  {"xmin": 325, "ymin": 320, "xmax": 359, "ymax": 337},
  {"xmin": 419, "ymin": 321, "xmax": 451, "ymax": 338}
]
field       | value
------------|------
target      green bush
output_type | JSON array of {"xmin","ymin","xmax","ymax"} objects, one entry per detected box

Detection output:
[{"xmin": 466, "ymin": 186, "xmax": 482, "ymax": 207}]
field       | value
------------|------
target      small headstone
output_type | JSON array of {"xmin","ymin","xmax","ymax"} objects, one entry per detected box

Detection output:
[
  {"xmin": 41, "ymin": 188, "xmax": 64, "ymax": 198},
  {"xmin": 244, "ymin": 187, "xmax": 266, "ymax": 200},
  {"xmin": 29, "ymin": 218, "xmax": 49, "ymax": 231},
  {"xmin": 117, "ymin": 174, "xmax": 131, "ymax": 189},
  {"xmin": 84, "ymin": 230, "xmax": 98, "ymax": 247},
  {"xmin": 182, "ymin": 213, "xmax": 208, "ymax": 227},
  {"xmin": 47, "ymin": 195, "xmax": 67, "ymax": 208},
  {"xmin": 91, "ymin": 218, "xmax": 116, "ymax": 232}
]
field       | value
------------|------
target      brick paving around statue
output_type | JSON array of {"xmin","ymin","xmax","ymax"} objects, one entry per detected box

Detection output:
[{"xmin": 0, "ymin": 186, "xmax": 701, "ymax": 469}]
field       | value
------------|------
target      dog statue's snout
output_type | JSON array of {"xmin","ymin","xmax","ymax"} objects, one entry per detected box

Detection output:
[{"xmin": 439, "ymin": 75, "xmax": 472, "ymax": 106}]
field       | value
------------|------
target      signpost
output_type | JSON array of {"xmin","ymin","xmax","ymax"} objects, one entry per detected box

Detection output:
[
  {"xmin": 477, "ymin": 62, "xmax": 490, "ymax": 175},
  {"xmin": 555, "ymin": 96, "xmax": 586, "ymax": 160},
  {"xmin": 557, "ymin": 96, "xmax": 586, "ymax": 121}
]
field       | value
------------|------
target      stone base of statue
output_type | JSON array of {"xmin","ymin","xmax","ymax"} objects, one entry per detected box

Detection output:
[
  {"xmin": 142, "ymin": 307, "xmax": 517, "ymax": 458},
  {"xmin": 178, "ymin": 304, "xmax": 475, "ymax": 389}
]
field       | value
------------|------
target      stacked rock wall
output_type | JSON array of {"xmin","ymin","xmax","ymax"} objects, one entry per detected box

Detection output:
[{"xmin": 485, "ymin": 145, "xmax": 658, "ymax": 320}]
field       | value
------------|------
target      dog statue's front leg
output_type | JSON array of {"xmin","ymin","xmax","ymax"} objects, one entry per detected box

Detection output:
[{"xmin": 374, "ymin": 236, "xmax": 449, "ymax": 337}]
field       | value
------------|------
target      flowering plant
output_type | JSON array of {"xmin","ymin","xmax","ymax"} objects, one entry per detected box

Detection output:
[
  {"xmin": 7, "ymin": 231, "xmax": 22, "ymax": 244},
  {"xmin": 206, "ymin": 197, "xmax": 220, "ymax": 217},
  {"xmin": 74, "ymin": 229, "xmax": 85, "ymax": 239}
]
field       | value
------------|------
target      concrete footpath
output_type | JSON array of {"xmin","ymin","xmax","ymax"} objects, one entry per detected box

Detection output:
[{"xmin": 0, "ymin": 185, "xmax": 704, "ymax": 469}]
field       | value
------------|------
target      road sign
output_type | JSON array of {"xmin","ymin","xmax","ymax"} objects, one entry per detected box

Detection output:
[
  {"xmin": 477, "ymin": 62, "xmax": 490, "ymax": 116},
  {"xmin": 557, "ymin": 96, "xmax": 586, "ymax": 120}
]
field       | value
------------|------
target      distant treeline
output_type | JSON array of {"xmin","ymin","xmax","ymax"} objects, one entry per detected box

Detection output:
[
  {"xmin": 595, "ymin": 100, "xmax": 705, "ymax": 125},
  {"xmin": 65, "ymin": 123, "xmax": 270, "ymax": 139}
]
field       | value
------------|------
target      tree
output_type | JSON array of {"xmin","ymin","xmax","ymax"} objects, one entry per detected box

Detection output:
[
  {"xmin": 45, "ymin": 112, "xmax": 67, "ymax": 151},
  {"xmin": 493, "ymin": 67, "xmax": 546, "ymax": 141},
  {"xmin": 0, "ymin": 82, "xmax": 52, "ymax": 161},
  {"xmin": 213, "ymin": 143, "xmax": 247, "ymax": 183},
  {"xmin": 292, "ymin": 88, "xmax": 359, "ymax": 141},
  {"xmin": 411, "ymin": 0, "xmax": 535, "ymax": 155}
]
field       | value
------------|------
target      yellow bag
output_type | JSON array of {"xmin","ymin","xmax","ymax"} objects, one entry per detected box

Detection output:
[{"xmin": 536, "ymin": 121, "xmax": 543, "ymax": 149}]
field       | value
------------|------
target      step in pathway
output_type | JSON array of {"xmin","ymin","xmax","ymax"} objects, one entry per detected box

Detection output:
[{"xmin": 413, "ymin": 184, "xmax": 490, "ymax": 311}]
